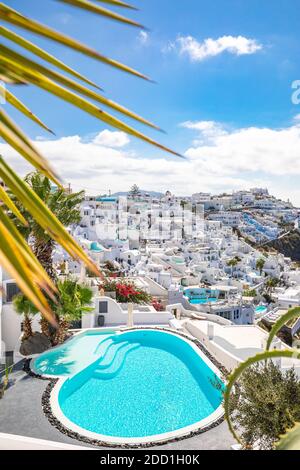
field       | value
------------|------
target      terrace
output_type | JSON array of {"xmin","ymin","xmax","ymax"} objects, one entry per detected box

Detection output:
[{"xmin": 0, "ymin": 340, "xmax": 234, "ymax": 450}]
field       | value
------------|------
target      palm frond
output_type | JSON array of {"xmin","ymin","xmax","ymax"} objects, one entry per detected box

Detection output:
[
  {"xmin": 94, "ymin": 0, "xmax": 137, "ymax": 9},
  {"xmin": 0, "ymin": 82, "xmax": 54, "ymax": 133},
  {"xmin": 0, "ymin": 44, "xmax": 160, "ymax": 130},
  {"xmin": 0, "ymin": 109, "xmax": 61, "ymax": 185},
  {"xmin": 58, "ymin": 0, "xmax": 143, "ymax": 28},
  {"xmin": 0, "ymin": 26, "xmax": 100, "ymax": 89},
  {"xmin": 0, "ymin": 157, "xmax": 102, "ymax": 277},
  {"xmin": 0, "ymin": 56, "xmax": 182, "ymax": 157},
  {"xmin": 0, "ymin": 184, "xmax": 28, "ymax": 225},
  {"xmin": 0, "ymin": 3, "xmax": 149, "ymax": 80},
  {"xmin": 0, "ymin": 212, "xmax": 56, "ymax": 323},
  {"xmin": 276, "ymin": 423, "xmax": 300, "ymax": 450},
  {"xmin": 0, "ymin": 0, "xmax": 181, "ymax": 320}
]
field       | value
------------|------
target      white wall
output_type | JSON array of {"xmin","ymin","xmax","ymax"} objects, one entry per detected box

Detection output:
[
  {"xmin": 1, "ymin": 304, "xmax": 41, "ymax": 354},
  {"xmin": 184, "ymin": 321, "xmax": 242, "ymax": 371},
  {"xmin": 82, "ymin": 296, "xmax": 173, "ymax": 328},
  {"xmin": 144, "ymin": 277, "xmax": 168, "ymax": 297}
]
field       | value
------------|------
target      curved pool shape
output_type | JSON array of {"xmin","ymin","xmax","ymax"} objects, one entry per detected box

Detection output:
[{"xmin": 47, "ymin": 329, "xmax": 224, "ymax": 444}]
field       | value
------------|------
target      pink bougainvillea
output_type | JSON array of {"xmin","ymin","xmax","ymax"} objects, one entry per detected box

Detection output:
[{"xmin": 99, "ymin": 279, "xmax": 152, "ymax": 304}]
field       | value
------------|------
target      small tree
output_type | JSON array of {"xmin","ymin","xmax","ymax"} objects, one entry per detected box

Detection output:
[
  {"xmin": 13, "ymin": 294, "xmax": 39, "ymax": 340},
  {"xmin": 13, "ymin": 279, "xmax": 93, "ymax": 346},
  {"xmin": 243, "ymin": 289, "xmax": 257, "ymax": 297},
  {"xmin": 256, "ymin": 258, "xmax": 266, "ymax": 275},
  {"xmin": 130, "ymin": 184, "xmax": 140, "ymax": 198},
  {"xmin": 227, "ymin": 258, "xmax": 239, "ymax": 277},
  {"xmin": 229, "ymin": 361, "xmax": 300, "ymax": 449},
  {"xmin": 52, "ymin": 279, "xmax": 93, "ymax": 345},
  {"xmin": 266, "ymin": 277, "xmax": 279, "ymax": 294}
]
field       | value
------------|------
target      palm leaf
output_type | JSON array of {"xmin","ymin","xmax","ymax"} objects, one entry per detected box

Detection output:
[
  {"xmin": 0, "ymin": 82, "xmax": 54, "ymax": 133},
  {"xmin": 0, "ymin": 109, "xmax": 61, "ymax": 185},
  {"xmin": 276, "ymin": 422, "xmax": 300, "ymax": 450},
  {"xmin": 0, "ymin": 56, "xmax": 182, "ymax": 157},
  {"xmin": 0, "ymin": 0, "xmax": 181, "ymax": 320},
  {"xmin": 0, "ymin": 208, "xmax": 58, "ymax": 300},
  {"xmin": 0, "ymin": 3, "xmax": 149, "ymax": 80},
  {"xmin": 0, "ymin": 215, "xmax": 56, "ymax": 323},
  {"xmin": 58, "ymin": 0, "xmax": 143, "ymax": 28},
  {"xmin": 0, "ymin": 66, "xmax": 27, "ymax": 84},
  {"xmin": 0, "ymin": 26, "xmax": 100, "ymax": 89},
  {"xmin": 0, "ymin": 184, "xmax": 28, "ymax": 225},
  {"xmin": 0, "ymin": 44, "xmax": 160, "ymax": 130},
  {"xmin": 0, "ymin": 157, "xmax": 102, "ymax": 277},
  {"xmin": 90, "ymin": 0, "xmax": 137, "ymax": 9}
]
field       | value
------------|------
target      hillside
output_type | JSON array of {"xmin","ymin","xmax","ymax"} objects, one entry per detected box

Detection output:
[{"xmin": 263, "ymin": 229, "xmax": 300, "ymax": 261}]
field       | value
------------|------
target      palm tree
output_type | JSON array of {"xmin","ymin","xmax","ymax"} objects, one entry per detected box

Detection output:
[
  {"xmin": 266, "ymin": 277, "xmax": 279, "ymax": 294},
  {"xmin": 13, "ymin": 293, "xmax": 38, "ymax": 340},
  {"xmin": 52, "ymin": 279, "xmax": 93, "ymax": 345},
  {"xmin": 10, "ymin": 171, "xmax": 84, "ymax": 279},
  {"xmin": 256, "ymin": 258, "xmax": 266, "ymax": 275},
  {"xmin": 0, "ymin": 1, "xmax": 180, "ymax": 320},
  {"xmin": 227, "ymin": 258, "xmax": 239, "ymax": 277}
]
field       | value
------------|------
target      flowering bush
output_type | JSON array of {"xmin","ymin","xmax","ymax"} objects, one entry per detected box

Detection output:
[
  {"xmin": 99, "ymin": 280, "xmax": 152, "ymax": 304},
  {"xmin": 152, "ymin": 299, "xmax": 164, "ymax": 312}
]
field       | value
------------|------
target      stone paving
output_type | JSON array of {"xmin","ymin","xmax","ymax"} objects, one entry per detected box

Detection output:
[{"xmin": 0, "ymin": 362, "xmax": 235, "ymax": 450}]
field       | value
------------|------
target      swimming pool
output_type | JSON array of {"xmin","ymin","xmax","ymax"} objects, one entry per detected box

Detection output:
[
  {"xmin": 255, "ymin": 305, "xmax": 267, "ymax": 314},
  {"xmin": 189, "ymin": 298, "xmax": 218, "ymax": 304},
  {"xmin": 184, "ymin": 288, "xmax": 219, "ymax": 305},
  {"xmin": 37, "ymin": 329, "xmax": 224, "ymax": 445}
]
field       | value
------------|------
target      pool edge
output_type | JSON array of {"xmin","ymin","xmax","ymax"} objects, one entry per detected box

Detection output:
[{"xmin": 41, "ymin": 327, "xmax": 227, "ymax": 448}]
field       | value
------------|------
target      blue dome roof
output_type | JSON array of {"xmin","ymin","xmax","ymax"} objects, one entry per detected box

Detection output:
[{"xmin": 90, "ymin": 242, "xmax": 103, "ymax": 252}]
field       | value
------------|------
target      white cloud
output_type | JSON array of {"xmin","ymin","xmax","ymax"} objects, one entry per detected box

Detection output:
[
  {"xmin": 93, "ymin": 130, "xmax": 130, "ymax": 148},
  {"xmin": 168, "ymin": 35, "xmax": 262, "ymax": 62},
  {"xmin": 183, "ymin": 120, "xmax": 300, "ymax": 177},
  {"xmin": 180, "ymin": 120, "xmax": 228, "ymax": 143},
  {"xmin": 137, "ymin": 30, "xmax": 149, "ymax": 45},
  {"xmin": 1, "ymin": 121, "xmax": 300, "ymax": 205}
]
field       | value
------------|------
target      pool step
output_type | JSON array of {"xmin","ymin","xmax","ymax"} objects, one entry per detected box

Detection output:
[
  {"xmin": 93, "ymin": 342, "xmax": 140, "ymax": 379},
  {"xmin": 96, "ymin": 341, "xmax": 130, "ymax": 369},
  {"xmin": 94, "ymin": 337, "xmax": 114, "ymax": 357}
]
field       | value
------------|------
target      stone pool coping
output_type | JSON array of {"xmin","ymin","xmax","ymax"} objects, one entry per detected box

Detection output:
[{"xmin": 26, "ymin": 326, "xmax": 229, "ymax": 449}]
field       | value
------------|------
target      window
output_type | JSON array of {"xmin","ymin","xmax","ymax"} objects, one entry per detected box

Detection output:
[
  {"xmin": 99, "ymin": 301, "xmax": 108, "ymax": 314},
  {"xmin": 6, "ymin": 282, "xmax": 20, "ymax": 303},
  {"xmin": 234, "ymin": 310, "xmax": 240, "ymax": 320},
  {"xmin": 219, "ymin": 311, "xmax": 231, "ymax": 320}
]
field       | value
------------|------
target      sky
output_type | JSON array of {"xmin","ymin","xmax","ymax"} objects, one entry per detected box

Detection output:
[{"xmin": 2, "ymin": 0, "xmax": 300, "ymax": 204}]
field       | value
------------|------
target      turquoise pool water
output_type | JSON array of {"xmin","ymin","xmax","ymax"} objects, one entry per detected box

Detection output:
[
  {"xmin": 32, "ymin": 330, "xmax": 117, "ymax": 376},
  {"xmin": 255, "ymin": 305, "xmax": 267, "ymax": 313},
  {"xmin": 189, "ymin": 298, "xmax": 218, "ymax": 304},
  {"xmin": 42, "ymin": 330, "xmax": 223, "ymax": 439}
]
